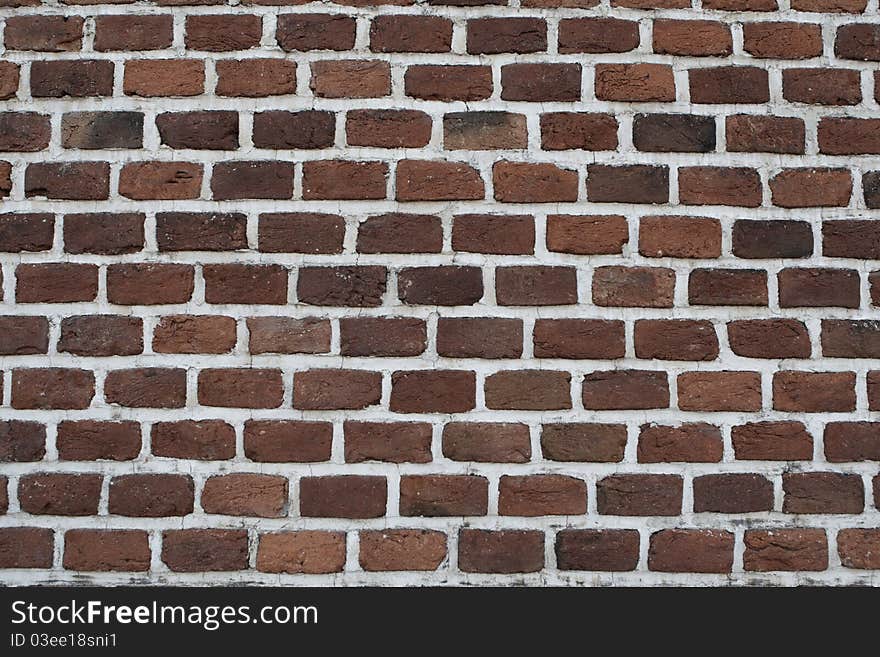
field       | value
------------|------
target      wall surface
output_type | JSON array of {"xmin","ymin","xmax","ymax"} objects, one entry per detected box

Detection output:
[{"xmin": 1, "ymin": 0, "xmax": 879, "ymax": 586}]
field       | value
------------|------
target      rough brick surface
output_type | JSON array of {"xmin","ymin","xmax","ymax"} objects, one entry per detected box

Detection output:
[{"xmin": 2, "ymin": 1, "xmax": 878, "ymax": 588}]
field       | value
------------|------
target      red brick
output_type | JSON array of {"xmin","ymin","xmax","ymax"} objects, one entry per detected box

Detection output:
[
  {"xmin": 732, "ymin": 220, "xmax": 813, "ymax": 258},
  {"xmin": 19, "ymin": 473, "xmax": 101, "ymax": 515},
  {"xmin": 444, "ymin": 112, "xmax": 528, "ymax": 150},
  {"xmin": 248, "ymin": 317, "xmax": 331, "ymax": 354},
  {"xmin": 57, "ymin": 421, "xmax": 140, "ymax": 461},
  {"xmin": 784, "ymin": 68, "xmax": 862, "ymax": 105},
  {"xmin": 653, "ymin": 20, "xmax": 732, "ymax": 56},
  {"xmin": 198, "ymin": 368, "xmax": 283, "ymax": 408},
  {"xmin": 26, "ymin": 162, "xmax": 109, "ymax": 200},
  {"xmin": 298, "ymin": 266, "xmax": 387, "ymax": 307},
  {"xmin": 398, "ymin": 266, "xmax": 483, "ymax": 306},
  {"xmin": 728, "ymin": 319, "xmax": 811, "ymax": 359},
  {"xmin": 533, "ymin": 319, "xmax": 624, "ymax": 360},
  {"xmin": 501, "ymin": 63, "xmax": 581, "ymax": 101},
  {"xmin": 442, "ymin": 422, "xmax": 531, "ymax": 463},
  {"xmin": 204, "ymin": 264, "xmax": 288, "ymax": 305},
  {"xmin": 5, "ymin": 16, "xmax": 83, "ymax": 52},
  {"xmin": 107, "ymin": 263, "xmax": 194, "ymax": 305},
  {"xmin": 253, "ymin": 110, "xmax": 334, "ymax": 149},
  {"xmin": 212, "ymin": 161, "xmax": 294, "ymax": 200},
  {"xmin": 216, "ymin": 59, "xmax": 296, "ymax": 97},
  {"xmin": 485, "ymin": 370, "xmax": 572, "ymax": 410},
  {"xmin": 300, "ymin": 475, "xmax": 387, "ymax": 518},
  {"xmin": 452, "ymin": 214, "xmax": 534, "ymax": 255},
  {"xmin": 202, "ymin": 474, "xmax": 288, "ymax": 517},
  {"xmin": 689, "ymin": 66, "xmax": 769, "ymax": 103},
  {"xmin": 64, "ymin": 212, "xmax": 144, "ymax": 255},
  {"xmin": 825, "ymin": 422, "xmax": 880, "ymax": 462},
  {"xmin": 556, "ymin": 529, "xmax": 640, "ymax": 571},
  {"xmin": 357, "ymin": 213, "xmax": 441, "ymax": 253},
  {"xmin": 31, "ymin": 60, "xmax": 114, "ymax": 98},
  {"xmin": 496, "ymin": 266, "xmax": 577, "ymax": 306},
  {"xmin": 732, "ymin": 421, "xmax": 814, "ymax": 461},
  {"xmin": 678, "ymin": 371, "xmax": 762, "ymax": 411},
  {"xmin": 119, "ymin": 162, "xmax": 202, "ymax": 200},
  {"xmin": 559, "ymin": 18, "xmax": 639, "ymax": 53},
  {"xmin": 0, "ymin": 316, "xmax": 49, "ymax": 355},
  {"xmin": 592, "ymin": 266, "xmax": 675, "ymax": 308},
  {"xmin": 726, "ymin": 115, "xmax": 806, "ymax": 154},
  {"xmin": 835, "ymin": 23, "xmax": 880, "ymax": 60},
  {"xmin": 405, "ymin": 65, "xmax": 492, "ymax": 101},
  {"xmin": 649, "ymin": 529, "xmax": 734, "ymax": 573},
  {"xmin": 499, "ymin": 475, "xmax": 587, "ymax": 516},
  {"xmin": 493, "ymin": 161, "xmax": 578, "ymax": 203},
  {"xmin": 0, "ymin": 528, "xmax": 53, "ymax": 569},
  {"xmin": 743, "ymin": 22, "xmax": 823, "ymax": 59},
  {"xmin": 546, "ymin": 214, "xmax": 628, "ymax": 255},
  {"xmin": 12, "ymin": 368, "xmax": 94, "ymax": 409},
  {"xmin": 771, "ymin": 168, "xmax": 852, "ymax": 208},
  {"xmin": 344, "ymin": 421, "xmax": 432, "ymax": 464},
  {"xmin": 0, "ymin": 113, "xmax": 51, "ymax": 152},
  {"xmin": 773, "ymin": 371, "xmax": 856, "ymax": 412},
  {"xmin": 639, "ymin": 215, "xmax": 721, "ymax": 258},
  {"xmin": 587, "ymin": 165, "xmax": 669, "ymax": 204},
  {"xmin": 679, "ymin": 167, "xmax": 762, "ymax": 207},
  {"xmin": 244, "ymin": 420, "xmax": 331, "ymax": 463},
  {"xmin": 59, "ymin": 315, "xmax": 143, "ymax": 356},
  {"xmin": 340, "ymin": 317, "xmax": 427, "ymax": 356},
  {"xmin": 693, "ymin": 474, "xmax": 774, "ymax": 513},
  {"xmin": 635, "ymin": 320, "xmax": 719, "ymax": 361},
  {"xmin": 397, "ymin": 160, "xmax": 483, "ymax": 201},
  {"xmin": 597, "ymin": 475, "xmax": 683, "ymax": 516},
  {"xmin": 276, "ymin": 14, "xmax": 355, "ymax": 51},
  {"xmin": 186, "ymin": 14, "xmax": 262, "ymax": 51},
  {"xmin": 0, "ymin": 421, "xmax": 46, "ymax": 463},
  {"xmin": 304, "ymin": 160, "xmax": 388, "ymax": 200},
  {"xmin": 105, "ymin": 368, "xmax": 186, "ymax": 408},
  {"xmin": 399, "ymin": 475, "xmax": 488, "ymax": 516},
  {"xmin": 124, "ymin": 60, "xmax": 204, "ymax": 97},
  {"xmin": 467, "ymin": 18, "xmax": 547, "ymax": 54},
  {"xmin": 688, "ymin": 268, "xmax": 768, "ymax": 306},
  {"xmin": 838, "ymin": 529, "xmax": 880, "ymax": 569},
  {"xmin": 638, "ymin": 423, "xmax": 723, "ymax": 463},
  {"xmin": 153, "ymin": 315, "xmax": 236, "ymax": 354},
  {"xmin": 370, "ymin": 15, "xmax": 452, "ymax": 53},
  {"xmin": 436, "ymin": 317, "xmax": 522, "ymax": 359},
  {"xmin": 108, "ymin": 474, "xmax": 194, "ymax": 517},
  {"xmin": 162, "ymin": 530, "xmax": 248, "ymax": 572},
  {"xmin": 257, "ymin": 531, "xmax": 345, "ymax": 574},
  {"xmin": 64, "ymin": 530, "xmax": 150, "ymax": 572},
  {"xmin": 458, "ymin": 529, "xmax": 544, "ymax": 574},
  {"xmin": 390, "ymin": 370, "xmax": 476, "ymax": 413},
  {"xmin": 359, "ymin": 530, "xmax": 447, "ymax": 571},
  {"xmin": 582, "ymin": 370, "xmax": 669, "ymax": 410},
  {"xmin": 783, "ymin": 472, "xmax": 864, "ymax": 513},
  {"xmin": 94, "ymin": 15, "xmax": 173, "ymax": 51},
  {"xmin": 258, "ymin": 212, "xmax": 343, "ymax": 254},
  {"xmin": 347, "ymin": 110, "xmax": 432, "ymax": 149},
  {"xmin": 151, "ymin": 420, "xmax": 235, "ymax": 460},
  {"xmin": 778, "ymin": 267, "xmax": 860, "ymax": 308},
  {"xmin": 294, "ymin": 369, "xmax": 382, "ymax": 410},
  {"xmin": 595, "ymin": 64, "xmax": 675, "ymax": 102},
  {"xmin": 311, "ymin": 60, "xmax": 391, "ymax": 98}
]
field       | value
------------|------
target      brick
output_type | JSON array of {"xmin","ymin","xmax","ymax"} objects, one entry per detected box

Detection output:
[
  {"xmin": 19, "ymin": 473, "xmax": 101, "ymax": 515},
  {"xmin": 253, "ymin": 110, "xmax": 334, "ymax": 149},
  {"xmin": 30, "ymin": 62, "xmax": 109, "ymax": 98},
  {"xmin": 0, "ymin": 528, "xmax": 53, "ymax": 569},
  {"xmin": 397, "ymin": 160, "xmax": 483, "ymax": 201},
  {"xmin": 688, "ymin": 268, "xmax": 768, "ymax": 306},
  {"xmin": 824, "ymin": 422, "xmax": 880, "ymax": 462},
  {"xmin": 186, "ymin": 14, "xmax": 262, "ymax": 51},
  {"xmin": 639, "ymin": 215, "xmax": 720, "ymax": 258},
  {"xmin": 59, "ymin": 315, "xmax": 143, "ymax": 356},
  {"xmin": 57, "ymin": 421, "xmax": 140, "ymax": 462},
  {"xmin": 732, "ymin": 220, "xmax": 813, "ymax": 259},
  {"xmin": 109, "ymin": 474, "xmax": 194, "ymax": 517},
  {"xmin": 587, "ymin": 165, "xmax": 669, "ymax": 204},
  {"xmin": 541, "ymin": 113, "xmax": 618, "ymax": 151},
  {"xmin": 64, "ymin": 530, "xmax": 150, "ymax": 572},
  {"xmin": 649, "ymin": 530, "xmax": 734, "ymax": 573},
  {"xmin": 819, "ymin": 118, "xmax": 880, "ymax": 155},
  {"xmin": 633, "ymin": 114, "xmax": 715, "ymax": 153},
  {"xmin": 784, "ymin": 472, "xmax": 864, "ymax": 514},
  {"xmin": 436, "ymin": 317, "xmax": 521, "ymax": 359},
  {"xmin": 838, "ymin": 529, "xmax": 880, "ymax": 569},
  {"xmin": 499, "ymin": 475, "xmax": 587, "ymax": 516},
  {"xmin": 496, "ymin": 266, "xmax": 577, "ymax": 306},
  {"xmin": 679, "ymin": 166, "xmax": 762, "ymax": 207},
  {"xmin": 390, "ymin": 370, "xmax": 476, "ymax": 413},
  {"xmin": 597, "ymin": 475, "xmax": 683, "ymax": 516},
  {"xmin": 835, "ymin": 23, "xmax": 880, "ymax": 60},
  {"xmin": 546, "ymin": 214, "xmax": 628, "ymax": 255},
  {"xmin": 202, "ymin": 474, "xmax": 287, "ymax": 517},
  {"xmin": 653, "ymin": 20, "xmax": 732, "ymax": 56},
  {"xmin": 732, "ymin": 421, "xmax": 814, "ymax": 461},
  {"xmin": 198, "ymin": 368, "xmax": 283, "ymax": 408},
  {"xmin": 12, "ymin": 369, "xmax": 94, "ymax": 409},
  {"xmin": 152, "ymin": 420, "xmax": 235, "ymax": 460},
  {"xmin": 467, "ymin": 18, "xmax": 547, "ymax": 54},
  {"xmin": 106, "ymin": 368, "xmax": 186, "ymax": 408},
  {"xmin": 119, "ymin": 162, "xmax": 202, "ymax": 200},
  {"xmin": 107, "ymin": 263, "xmax": 194, "ymax": 305},
  {"xmin": 347, "ymin": 110, "xmax": 431, "ymax": 149},
  {"xmin": 593, "ymin": 266, "xmax": 675, "ymax": 308},
  {"xmin": 340, "ymin": 317, "xmax": 426, "ymax": 357},
  {"xmin": 276, "ymin": 14, "xmax": 355, "ymax": 51},
  {"xmin": 778, "ymin": 267, "xmax": 860, "ymax": 308},
  {"xmin": 398, "ymin": 266, "xmax": 482, "ymax": 306},
  {"xmin": 258, "ymin": 213, "xmax": 344, "ymax": 254},
  {"xmin": 678, "ymin": 371, "xmax": 762, "ymax": 411},
  {"xmin": 64, "ymin": 213, "xmax": 144, "ymax": 255},
  {"xmin": 399, "ymin": 475, "xmax": 488, "ymax": 516},
  {"xmin": 0, "ymin": 113, "xmax": 51, "ymax": 152},
  {"xmin": 311, "ymin": 60, "xmax": 390, "ymax": 98},
  {"xmin": 5, "ymin": 16, "xmax": 83, "ymax": 52},
  {"xmin": 445, "ymin": 112, "xmax": 528, "ymax": 150},
  {"xmin": 248, "ymin": 317, "xmax": 330, "ymax": 354},
  {"xmin": 726, "ymin": 115, "xmax": 806, "ymax": 154},
  {"xmin": 162, "ymin": 530, "xmax": 248, "ymax": 572},
  {"xmin": 493, "ymin": 161, "xmax": 577, "ymax": 203},
  {"xmin": 773, "ymin": 371, "xmax": 856, "ymax": 412},
  {"xmin": 485, "ymin": 370, "xmax": 571, "ymax": 410},
  {"xmin": 257, "ymin": 531, "xmax": 345, "ymax": 574},
  {"xmin": 298, "ymin": 266, "xmax": 387, "ymax": 307},
  {"xmin": 0, "ymin": 214, "xmax": 53, "ymax": 252},
  {"xmin": 794, "ymin": 0, "xmax": 865, "ymax": 9},
  {"xmin": 358, "ymin": 213, "xmax": 441, "ymax": 253},
  {"xmin": 62, "ymin": 112, "xmax": 143, "ymax": 150},
  {"xmin": 783, "ymin": 68, "xmax": 862, "ymax": 105},
  {"xmin": 370, "ymin": 15, "xmax": 452, "ymax": 53},
  {"xmin": 156, "ymin": 212, "xmax": 246, "ymax": 253},
  {"xmin": 157, "ymin": 111, "xmax": 238, "ymax": 150},
  {"xmin": 94, "ymin": 15, "xmax": 173, "ymax": 51},
  {"xmin": 124, "ymin": 60, "xmax": 204, "ymax": 97},
  {"xmin": 153, "ymin": 315, "xmax": 236, "ymax": 355},
  {"xmin": 16, "ymin": 263, "xmax": 97, "ymax": 303},
  {"xmin": 728, "ymin": 319, "xmax": 812, "ymax": 359},
  {"xmin": 304, "ymin": 160, "xmax": 387, "ymax": 200},
  {"xmin": 501, "ymin": 63, "xmax": 581, "ymax": 101},
  {"xmin": 634, "ymin": 319, "xmax": 719, "ymax": 361},
  {"xmin": 558, "ymin": 18, "xmax": 639, "ymax": 53},
  {"xmin": 294, "ymin": 369, "xmax": 382, "ymax": 410},
  {"xmin": 0, "ymin": 62, "xmax": 18, "ymax": 100},
  {"xmin": 216, "ymin": 59, "xmax": 296, "ymax": 97},
  {"xmin": 0, "ymin": 420, "xmax": 47, "ymax": 462},
  {"xmin": 458, "ymin": 530, "xmax": 544, "ymax": 574},
  {"xmin": 533, "ymin": 319, "xmax": 624, "ymax": 360},
  {"xmin": 452, "ymin": 214, "xmax": 534, "ymax": 255},
  {"xmin": 300, "ymin": 476, "xmax": 387, "ymax": 518},
  {"xmin": 204, "ymin": 264, "xmax": 288, "ymax": 305},
  {"xmin": 823, "ymin": 220, "xmax": 880, "ymax": 260},
  {"xmin": 822, "ymin": 320, "xmax": 880, "ymax": 358},
  {"xmin": 344, "ymin": 421, "xmax": 432, "ymax": 464},
  {"xmin": 360, "ymin": 530, "xmax": 447, "ymax": 571},
  {"xmin": 442, "ymin": 422, "xmax": 531, "ymax": 462},
  {"xmin": 693, "ymin": 474, "xmax": 774, "ymax": 513},
  {"xmin": 0, "ymin": 316, "xmax": 47, "ymax": 356},
  {"xmin": 743, "ymin": 22, "xmax": 823, "ymax": 59},
  {"xmin": 405, "ymin": 65, "xmax": 492, "ymax": 101},
  {"xmin": 638, "ymin": 423, "xmax": 723, "ymax": 463},
  {"xmin": 689, "ymin": 66, "xmax": 769, "ymax": 104},
  {"xmin": 595, "ymin": 64, "xmax": 675, "ymax": 102},
  {"xmin": 582, "ymin": 370, "xmax": 669, "ymax": 410},
  {"xmin": 540, "ymin": 424, "xmax": 626, "ymax": 463},
  {"xmin": 26, "ymin": 162, "xmax": 109, "ymax": 200},
  {"xmin": 244, "ymin": 420, "xmax": 332, "ymax": 463},
  {"xmin": 556, "ymin": 529, "xmax": 640, "ymax": 571},
  {"xmin": 212, "ymin": 161, "xmax": 294, "ymax": 200}
]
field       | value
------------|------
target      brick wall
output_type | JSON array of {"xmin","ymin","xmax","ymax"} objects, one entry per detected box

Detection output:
[{"xmin": 1, "ymin": 0, "xmax": 879, "ymax": 586}]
